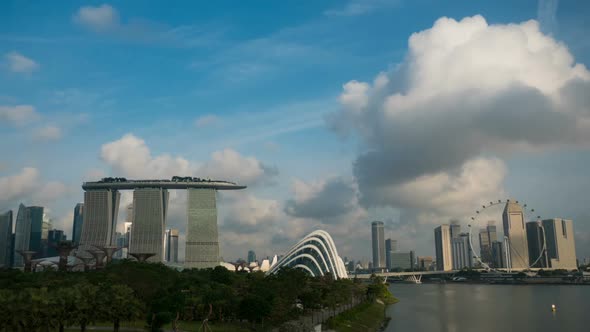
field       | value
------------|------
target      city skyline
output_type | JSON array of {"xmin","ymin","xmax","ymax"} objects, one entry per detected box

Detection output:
[{"xmin": 1, "ymin": 1, "xmax": 590, "ymax": 262}]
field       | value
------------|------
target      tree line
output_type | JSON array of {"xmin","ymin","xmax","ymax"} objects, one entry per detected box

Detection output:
[{"xmin": 0, "ymin": 260, "xmax": 380, "ymax": 331}]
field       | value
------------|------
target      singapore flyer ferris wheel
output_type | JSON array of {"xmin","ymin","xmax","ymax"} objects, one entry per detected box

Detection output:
[{"xmin": 467, "ymin": 199, "xmax": 547, "ymax": 272}]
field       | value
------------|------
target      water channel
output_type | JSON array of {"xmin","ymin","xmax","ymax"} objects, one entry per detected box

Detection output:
[{"xmin": 385, "ymin": 283, "xmax": 589, "ymax": 331}]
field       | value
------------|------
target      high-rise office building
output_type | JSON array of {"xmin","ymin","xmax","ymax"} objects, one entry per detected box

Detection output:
[
  {"xmin": 452, "ymin": 233, "xmax": 473, "ymax": 269},
  {"xmin": 247, "ymin": 250, "xmax": 257, "ymax": 264},
  {"xmin": 542, "ymin": 218, "xmax": 577, "ymax": 270},
  {"xmin": 122, "ymin": 221, "xmax": 132, "ymax": 259},
  {"xmin": 450, "ymin": 223, "xmax": 461, "ymax": 239},
  {"xmin": 165, "ymin": 229, "xmax": 179, "ymax": 263},
  {"xmin": 479, "ymin": 228, "xmax": 492, "ymax": 263},
  {"xmin": 434, "ymin": 225, "xmax": 453, "ymax": 271},
  {"xmin": 185, "ymin": 189, "xmax": 219, "ymax": 269},
  {"xmin": 78, "ymin": 189, "xmax": 120, "ymax": 258},
  {"xmin": 385, "ymin": 239, "xmax": 395, "ymax": 270},
  {"xmin": 391, "ymin": 252, "xmax": 413, "ymax": 270},
  {"xmin": 0, "ymin": 211, "xmax": 13, "ymax": 268},
  {"xmin": 491, "ymin": 241, "xmax": 506, "ymax": 268},
  {"xmin": 502, "ymin": 201, "xmax": 529, "ymax": 269},
  {"xmin": 13, "ymin": 204, "xmax": 44, "ymax": 266},
  {"xmin": 12, "ymin": 206, "xmax": 27, "ymax": 263},
  {"xmin": 417, "ymin": 256, "xmax": 434, "ymax": 270},
  {"xmin": 487, "ymin": 224, "xmax": 497, "ymax": 243},
  {"xmin": 371, "ymin": 221, "xmax": 385, "ymax": 270},
  {"xmin": 46, "ymin": 229, "xmax": 66, "ymax": 257},
  {"xmin": 114, "ymin": 232, "xmax": 125, "ymax": 259},
  {"xmin": 526, "ymin": 221, "xmax": 548, "ymax": 268},
  {"xmin": 40, "ymin": 213, "xmax": 53, "ymax": 257},
  {"xmin": 71, "ymin": 203, "xmax": 84, "ymax": 245},
  {"xmin": 129, "ymin": 188, "xmax": 169, "ymax": 262}
]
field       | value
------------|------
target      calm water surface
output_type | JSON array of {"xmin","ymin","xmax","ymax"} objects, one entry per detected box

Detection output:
[{"xmin": 386, "ymin": 283, "xmax": 589, "ymax": 332}]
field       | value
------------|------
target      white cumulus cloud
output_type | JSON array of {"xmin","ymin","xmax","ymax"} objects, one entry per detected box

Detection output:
[
  {"xmin": 100, "ymin": 134, "xmax": 277, "ymax": 186},
  {"xmin": 328, "ymin": 15, "xmax": 590, "ymax": 219},
  {"xmin": 73, "ymin": 4, "xmax": 120, "ymax": 32},
  {"xmin": 0, "ymin": 168, "xmax": 40, "ymax": 202}
]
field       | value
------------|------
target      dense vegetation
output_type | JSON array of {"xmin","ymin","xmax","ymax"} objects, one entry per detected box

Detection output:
[
  {"xmin": 325, "ymin": 275, "xmax": 398, "ymax": 332},
  {"xmin": 0, "ymin": 260, "xmax": 376, "ymax": 331}
]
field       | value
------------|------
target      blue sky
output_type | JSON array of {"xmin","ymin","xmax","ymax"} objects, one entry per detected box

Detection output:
[{"xmin": 1, "ymin": 0, "xmax": 590, "ymax": 262}]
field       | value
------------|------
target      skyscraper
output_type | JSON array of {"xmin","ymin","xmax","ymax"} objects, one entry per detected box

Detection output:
[
  {"xmin": 165, "ymin": 228, "xmax": 179, "ymax": 263},
  {"xmin": 390, "ymin": 252, "xmax": 413, "ymax": 270},
  {"xmin": 434, "ymin": 225, "xmax": 452, "ymax": 271},
  {"xmin": 502, "ymin": 201, "xmax": 529, "ymax": 269},
  {"xmin": 71, "ymin": 203, "xmax": 84, "ymax": 245},
  {"xmin": 185, "ymin": 188, "xmax": 219, "ymax": 269},
  {"xmin": 0, "ymin": 211, "xmax": 13, "ymax": 268},
  {"xmin": 40, "ymin": 213, "xmax": 53, "ymax": 257},
  {"xmin": 46, "ymin": 229, "xmax": 66, "ymax": 257},
  {"xmin": 122, "ymin": 221, "xmax": 132, "ymax": 259},
  {"xmin": 542, "ymin": 218, "xmax": 577, "ymax": 270},
  {"xmin": 478, "ymin": 228, "xmax": 492, "ymax": 263},
  {"xmin": 78, "ymin": 189, "xmax": 120, "ymax": 258},
  {"xmin": 371, "ymin": 221, "xmax": 385, "ymax": 270},
  {"xmin": 526, "ymin": 221, "xmax": 548, "ymax": 268},
  {"xmin": 491, "ymin": 241, "xmax": 506, "ymax": 268},
  {"xmin": 129, "ymin": 188, "xmax": 169, "ymax": 262},
  {"xmin": 248, "ymin": 250, "xmax": 257, "ymax": 264},
  {"xmin": 487, "ymin": 224, "xmax": 497, "ymax": 243},
  {"xmin": 417, "ymin": 256, "xmax": 434, "ymax": 270},
  {"xmin": 13, "ymin": 204, "xmax": 44, "ymax": 266},
  {"xmin": 452, "ymin": 233, "xmax": 473, "ymax": 269},
  {"xmin": 385, "ymin": 239, "xmax": 395, "ymax": 270},
  {"xmin": 115, "ymin": 232, "xmax": 125, "ymax": 259},
  {"xmin": 450, "ymin": 223, "xmax": 461, "ymax": 239}
]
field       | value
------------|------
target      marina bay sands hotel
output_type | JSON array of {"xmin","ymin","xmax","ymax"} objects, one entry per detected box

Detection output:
[{"xmin": 77, "ymin": 177, "xmax": 246, "ymax": 268}]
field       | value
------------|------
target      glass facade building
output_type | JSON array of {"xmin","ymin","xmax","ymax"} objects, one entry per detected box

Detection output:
[
  {"xmin": 371, "ymin": 221, "xmax": 385, "ymax": 270},
  {"xmin": 0, "ymin": 211, "xmax": 12, "ymax": 268},
  {"xmin": 71, "ymin": 203, "xmax": 84, "ymax": 245}
]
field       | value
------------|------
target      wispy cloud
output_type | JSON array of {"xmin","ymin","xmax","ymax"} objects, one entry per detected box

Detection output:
[
  {"xmin": 214, "ymin": 99, "xmax": 334, "ymax": 147},
  {"xmin": 72, "ymin": 4, "xmax": 227, "ymax": 48},
  {"xmin": 0, "ymin": 105, "xmax": 40, "ymax": 126},
  {"xmin": 194, "ymin": 114, "xmax": 220, "ymax": 128},
  {"xmin": 537, "ymin": 0, "xmax": 559, "ymax": 35},
  {"xmin": 324, "ymin": 0, "xmax": 399, "ymax": 17},
  {"xmin": 33, "ymin": 125, "xmax": 62, "ymax": 141},
  {"xmin": 4, "ymin": 52, "xmax": 39, "ymax": 74}
]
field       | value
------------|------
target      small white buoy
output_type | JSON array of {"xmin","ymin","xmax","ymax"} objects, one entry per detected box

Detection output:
[{"xmin": 551, "ymin": 304, "xmax": 556, "ymax": 311}]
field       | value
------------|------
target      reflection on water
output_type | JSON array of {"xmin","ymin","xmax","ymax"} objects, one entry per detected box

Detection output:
[{"xmin": 385, "ymin": 283, "xmax": 589, "ymax": 332}]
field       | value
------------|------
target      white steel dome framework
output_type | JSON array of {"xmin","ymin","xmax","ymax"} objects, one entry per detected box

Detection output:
[{"xmin": 267, "ymin": 230, "xmax": 348, "ymax": 279}]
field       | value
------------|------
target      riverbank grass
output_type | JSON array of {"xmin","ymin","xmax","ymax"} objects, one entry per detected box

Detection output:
[
  {"xmin": 325, "ymin": 288, "xmax": 399, "ymax": 332},
  {"xmin": 324, "ymin": 301, "xmax": 387, "ymax": 332}
]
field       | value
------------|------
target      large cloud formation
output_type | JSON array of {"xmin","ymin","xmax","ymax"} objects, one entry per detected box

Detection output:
[
  {"xmin": 329, "ymin": 16, "xmax": 590, "ymax": 219},
  {"xmin": 100, "ymin": 133, "xmax": 276, "ymax": 185}
]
